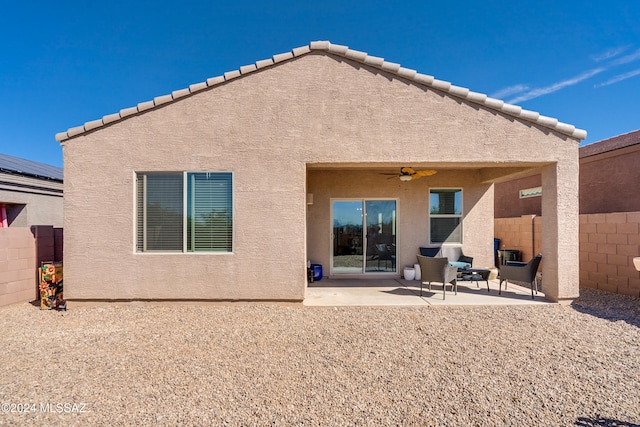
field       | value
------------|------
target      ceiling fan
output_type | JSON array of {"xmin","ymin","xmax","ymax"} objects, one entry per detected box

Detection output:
[{"xmin": 382, "ymin": 167, "xmax": 438, "ymax": 181}]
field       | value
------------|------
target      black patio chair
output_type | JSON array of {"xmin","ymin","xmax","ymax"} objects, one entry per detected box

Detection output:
[
  {"xmin": 375, "ymin": 244, "xmax": 396, "ymax": 271},
  {"xmin": 498, "ymin": 254, "xmax": 542, "ymax": 299}
]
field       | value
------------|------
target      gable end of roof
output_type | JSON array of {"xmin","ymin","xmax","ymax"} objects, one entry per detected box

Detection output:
[{"xmin": 56, "ymin": 41, "xmax": 587, "ymax": 143}]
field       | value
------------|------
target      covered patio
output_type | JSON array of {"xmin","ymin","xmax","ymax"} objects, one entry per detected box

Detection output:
[{"xmin": 304, "ymin": 278, "xmax": 550, "ymax": 306}]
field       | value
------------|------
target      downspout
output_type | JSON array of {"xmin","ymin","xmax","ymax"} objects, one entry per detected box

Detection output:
[{"xmin": 531, "ymin": 214, "xmax": 536, "ymax": 257}]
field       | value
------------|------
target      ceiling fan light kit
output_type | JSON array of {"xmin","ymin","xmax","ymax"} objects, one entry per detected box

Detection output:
[{"xmin": 399, "ymin": 174, "xmax": 412, "ymax": 182}]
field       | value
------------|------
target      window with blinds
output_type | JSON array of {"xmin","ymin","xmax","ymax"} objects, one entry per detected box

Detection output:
[
  {"xmin": 429, "ymin": 189, "xmax": 462, "ymax": 244},
  {"xmin": 136, "ymin": 172, "xmax": 232, "ymax": 252}
]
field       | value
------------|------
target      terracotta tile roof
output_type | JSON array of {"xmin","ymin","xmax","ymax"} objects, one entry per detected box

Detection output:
[
  {"xmin": 55, "ymin": 41, "xmax": 587, "ymax": 142},
  {"xmin": 579, "ymin": 129, "xmax": 640, "ymax": 158}
]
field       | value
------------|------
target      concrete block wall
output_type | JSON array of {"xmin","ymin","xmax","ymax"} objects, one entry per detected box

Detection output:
[
  {"xmin": 32, "ymin": 225, "xmax": 55, "ymax": 265},
  {"xmin": 495, "ymin": 212, "xmax": 640, "ymax": 297},
  {"xmin": 579, "ymin": 212, "xmax": 640, "ymax": 297},
  {"xmin": 0, "ymin": 228, "xmax": 36, "ymax": 307},
  {"xmin": 494, "ymin": 215, "xmax": 542, "ymax": 264}
]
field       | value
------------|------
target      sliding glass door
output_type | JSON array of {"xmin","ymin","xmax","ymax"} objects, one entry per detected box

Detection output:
[{"xmin": 332, "ymin": 199, "xmax": 397, "ymax": 274}]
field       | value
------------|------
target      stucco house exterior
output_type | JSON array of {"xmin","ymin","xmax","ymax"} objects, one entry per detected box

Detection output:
[{"xmin": 56, "ymin": 41, "xmax": 586, "ymax": 303}]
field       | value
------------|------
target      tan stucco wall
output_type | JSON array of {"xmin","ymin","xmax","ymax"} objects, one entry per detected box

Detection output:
[{"xmin": 62, "ymin": 52, "xmax": 579, "ymax": 301}]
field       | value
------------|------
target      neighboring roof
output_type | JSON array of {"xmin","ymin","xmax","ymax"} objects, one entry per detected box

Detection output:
[
  {"xmin": 55, "ymin": 40, "xmax": 587, "ymax": 142},
  {"xmin": 580, "ymin": 129, "xmax": 640, "ymax": 158},
  {"xmin": 0, "ymin": 153, "xmax": 63, "ymax": 181}
]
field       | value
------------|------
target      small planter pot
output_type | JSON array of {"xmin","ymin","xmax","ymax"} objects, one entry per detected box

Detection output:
[
  {"xmin": 413, "ymin": 263, "xmax": 421, "ymax": 281},
  {"xmin": 403, "ymin": 267, "xmax": 415, "ymax": 281}
]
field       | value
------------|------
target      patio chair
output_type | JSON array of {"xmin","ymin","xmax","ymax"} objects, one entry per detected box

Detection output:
[
  {"xmin": 498, "ymin": 254, "xmax": 542, "ymax": 299},
  {"xmin": 416, "ymin": 255, "xmax": 458, "ymax": 300},
  {"xmin": 375, "ymin": 244, "xmax": 396, "ymax": 271}
]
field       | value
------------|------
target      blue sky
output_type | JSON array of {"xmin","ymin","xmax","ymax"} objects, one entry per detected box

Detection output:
[{"xmin": 2, "ymin": 1, "xmax": 639, "ymax": 168}]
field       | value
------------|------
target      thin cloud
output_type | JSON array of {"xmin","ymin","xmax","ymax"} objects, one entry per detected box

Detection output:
[
  {"xmin": 591, "ymin": 46, "xmax": 628, "ymax": 62},
  {"xmin": 490, "ymin": 84, "xmax": 529, "ymax": 99},
  {"xmin": 595, "ymin": 68, "xmax": 640, "ymax": 87},
  {"xmin": 507, "ymin": 67, "xmax": 606, "ymax": 104},
  {"xmin": 610, "ymin": 48, "xmax": 640, "ymax": 66}
]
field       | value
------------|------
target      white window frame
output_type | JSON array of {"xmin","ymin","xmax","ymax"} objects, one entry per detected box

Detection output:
[
  {"xmin": 134, "ymin": 171, "xmax": 234, "ymax": 254},
  {"xmin": 428, "ymin": 187, "xmax": 463, "ymax": 244}
]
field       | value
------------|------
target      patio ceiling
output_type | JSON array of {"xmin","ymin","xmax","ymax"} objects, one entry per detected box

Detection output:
[{"xmin": 306, "ymin": 162, "xmax": 551, "ymax": 183}]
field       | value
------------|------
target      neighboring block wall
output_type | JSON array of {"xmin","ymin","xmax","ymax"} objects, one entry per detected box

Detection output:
[
  {"xmin": 0, "ymin": 228, "xmax": 36, "ymax": 307},
  {"xmin": 495, "ymin": 212, "xmax": 640, "ymax": 297},
  {"xmin": 0, "ymin": 226, "xmax": 63, "ymax": 308},
  {"xmin": 579, "ymin": 212, "xmax": 640, "ymax": 297}
]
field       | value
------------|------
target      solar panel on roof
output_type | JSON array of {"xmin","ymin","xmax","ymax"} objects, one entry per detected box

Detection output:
[{"xmin": 0, "ymin": 153, "xmax": 63, "ymax": 181}]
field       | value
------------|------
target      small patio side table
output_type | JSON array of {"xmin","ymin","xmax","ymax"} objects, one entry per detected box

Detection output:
[{"xmin": 457, "ymin": 268, "xmax": 491, "ymax": 292}]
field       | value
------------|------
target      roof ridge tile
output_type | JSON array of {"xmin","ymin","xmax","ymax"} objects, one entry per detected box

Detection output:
[
  {"xmin": 431, "ymin": 79, "xmax": 452, "ymax": 90},
  {"xmin": 292, "ymin": 45, "xmax": 311, "ymax": 56},
  {"xmin": 119, "ymin": 106, "xmax": 138, "ymax": 118},
  {"xmin": 189, "ymin": 82, "xmax": 207, "ymax": 93},
  {"xmin": 381, "ymin": 61, "xmax": 401, "ymax": 73},
  {"xmin": 309, "ymin": 41, "xmax": 330, "ymax": 50},
  {"xmin": 239, "ymin": 64, "xmax": 257, "ymax": 75},
  {"xmin": 223, "ymin": 70, "xmax": 241, "ymax": 80},
  {"xmin": 172, "ymin": 88, "xmax": 191, "ymax": 99},
  {"xmin": 449, "ymin": 85, "xmax": 470, "ymax": 97},
  {"xmin": 102, "ymin": 113, "xmax": 121, "ymax": 124},
  {"xmin": 206, "ymin": 76, "xmax": 225, "ymax": 86},
  {"xmin": 344, "ymin": 49, "xmax": 367, "ymax": 61},
  {"xmin": 328, "ymin": 43, "xmax": 349, "ymax": 54},
  {"xmin": 272, "ymin": 51, "xmax": 293, "ymax": 63},
  {"xmin": 397, "ymin": 67, "xmax": 417, "ymax": 79},
  {"xmin": 154, "ymin": 94, "xmax": 173, "ymax": 106},
  {"xmin": 137, "ymin": 100, "xmax": 155, "ymax": 112},
  {"xmin": 363, "ymin": 55, "xmax": 384, "ymax": 67},
  {"xmin": 255, "ymin": 58, "xmax": 274, "ymax": 69}
]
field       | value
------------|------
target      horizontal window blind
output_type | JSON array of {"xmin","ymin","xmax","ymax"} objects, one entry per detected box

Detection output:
[
  {"xmin": 144, "ymin": 173, "xmax": 184, "ymax": 251},
  {"xmin": 430, "ymin": 218, "xmax": 461, "ymax": 243},
  {"xmin": 188, "ymin": 173, "xmax": 232, "ymax": 252}
]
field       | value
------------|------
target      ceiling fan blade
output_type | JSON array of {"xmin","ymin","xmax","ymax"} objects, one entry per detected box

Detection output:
[{"xmin": 414, "ymin": 169, "xmax": 438, "ymax": 177}]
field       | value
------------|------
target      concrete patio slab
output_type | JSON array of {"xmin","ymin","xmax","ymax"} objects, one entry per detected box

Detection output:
[{"xmin": 304, "ymin": 278, "xmax": 551, "ymax": 306}]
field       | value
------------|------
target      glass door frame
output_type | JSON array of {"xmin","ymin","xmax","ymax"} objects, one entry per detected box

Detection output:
[{"xmin": 330, "ymin": 198, "xmax": 399, "ymax": 276}]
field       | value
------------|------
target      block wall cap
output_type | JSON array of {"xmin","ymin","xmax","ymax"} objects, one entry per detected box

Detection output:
[{"xmin": 56, "ymin": 40, "xmax": 587, "ymax": 142}]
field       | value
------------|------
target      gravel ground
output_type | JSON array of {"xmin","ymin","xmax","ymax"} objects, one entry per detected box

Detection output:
[{"xmin": 1, "ymin": 288, "xmax": 638, "ymax": 426}]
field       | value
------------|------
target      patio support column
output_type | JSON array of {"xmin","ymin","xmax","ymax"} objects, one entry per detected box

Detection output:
[{"xmin": 541, "ymin": 158, "xmax": 579, "ymax": 302}]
